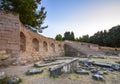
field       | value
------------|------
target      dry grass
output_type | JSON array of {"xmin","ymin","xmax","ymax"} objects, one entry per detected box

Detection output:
[
  {"xmin": 91, "ymin": 56, "xmax": 120, "ymax": 64},
  {"xmin": 100, "ymin": 46, "xmax": 120, "ymax": 51}
]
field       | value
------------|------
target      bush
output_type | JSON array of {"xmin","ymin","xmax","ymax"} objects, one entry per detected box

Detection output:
[
  {"xmin": 0, "ymin": 76, "xmax": 9, "ymax": 84},
  {"xmin": 0, "ymin": 76, "xmax": 22, "ymax": 84}
]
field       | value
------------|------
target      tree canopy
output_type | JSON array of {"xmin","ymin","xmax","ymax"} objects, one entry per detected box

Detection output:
[
  {"xmin": 55, "ymin": 34, "xmax": 63, "ymax": 41},
  {"xmin": 63, "ymin": 31, "xmax": 75, "ymax": 41},
  {"xmin": 0, "ymin": 0, "xmax": 47, "ymax": 33},
  {"xmin": 55, "ymin": 31, "xmax": 75, "ymax": 41},
  {"xmin": 78, "ymin": 25, "xmax": 120, "ymax": 47}
]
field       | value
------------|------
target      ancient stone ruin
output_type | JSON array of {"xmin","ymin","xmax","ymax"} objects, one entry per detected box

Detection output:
[
  {"xmin": 0, "ymin": 10, "xmax": 100, "ymax": 66},
  {"xmin": 0, "ymin": 10, "xmax": 64, "ymax": 65}
]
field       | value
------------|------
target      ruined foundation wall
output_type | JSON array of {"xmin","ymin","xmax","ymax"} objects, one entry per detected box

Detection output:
[{"xmin": 0, "ymin": 10, "xmax": 64, "ymax": 64}]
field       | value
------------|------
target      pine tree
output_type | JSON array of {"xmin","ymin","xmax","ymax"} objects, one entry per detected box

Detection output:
[
  {"xmin": 55, "ymin": 34, "xmax": 63, "ymax": 41},
  {"xmin": 0, "ymin": 0, "xmax": 47, "ymax": 33}
]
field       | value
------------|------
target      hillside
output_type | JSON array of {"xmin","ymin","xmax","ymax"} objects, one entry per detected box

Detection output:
[{"xmin": 64, "ymin": 41, "xmax": 119, "ymax": 57}]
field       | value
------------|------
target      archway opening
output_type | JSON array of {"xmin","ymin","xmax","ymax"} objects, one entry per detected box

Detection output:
[
  {"xmin": 32, "ymin": 38, "xmax": 39, "ymax": 51},
  {"xmin": 43, "ymin": 41, "xmax": 48, "ymax": 52},
  {"xmin": 58, "ymin": 44, "xmax": 62, "ymax": 51},
  {"xmin": 51, "ymin": 43, "xmax": 55, "ymax": 52},
  {"xmin": 20, "ymin": 32, "xmax": 26, "ymax": 52}
]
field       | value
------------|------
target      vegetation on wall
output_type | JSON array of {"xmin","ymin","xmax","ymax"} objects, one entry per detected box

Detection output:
[{"xmin": 0, "ymin": 0, "xmax": 47, "ymax": 33}]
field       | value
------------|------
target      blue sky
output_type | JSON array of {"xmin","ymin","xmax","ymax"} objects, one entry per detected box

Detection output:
[{"xmin": 40, "ymin": 0, "xmax": 120, "ymax": 38}]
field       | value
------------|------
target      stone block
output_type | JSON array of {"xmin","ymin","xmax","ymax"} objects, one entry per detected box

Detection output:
[
  {"xmin": 0, "ymin": 72, "xmax": 5, "ymax": 80},
  {"xmin": 26, "ymin": 68, "xmax": 43, "ymax": 75},
  {"xmin": 0, "ymin": 50, "xmax": 6, "ymax": 54},
  {"xmin": 0, "ymin": 54, "xmax": 10, "ymax": 60},
  {"xmin": 8, "ymin": 76, "xmax": 22, "ymax": 84}
]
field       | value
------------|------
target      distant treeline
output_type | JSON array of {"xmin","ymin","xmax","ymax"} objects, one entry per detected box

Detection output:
[{"xmin": 55, "ymin": 25, "xmax": 120, "ymax": 47}]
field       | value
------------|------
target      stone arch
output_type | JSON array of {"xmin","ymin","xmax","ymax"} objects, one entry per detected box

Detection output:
[
  {"xmin": 43, "ymin": 41, "xmax": 48, "ymax": 52},
  {"xmin": 58, "ymin": 44, "xmax": 62, "ymax": 51},
  {"xmin": 51, "ymin": 43, "xmax": 55, "ymax": 52},
  {"xmin": 32, "ymin": 38, "xmax": 39, "ymax": 51},
  {"xmin": 20, "ymin": 32, "xmax": 26, "ymax": 52}
]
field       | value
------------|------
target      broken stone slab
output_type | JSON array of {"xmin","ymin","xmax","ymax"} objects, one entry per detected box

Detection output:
[
  {"xmin": 103, "ymin": 71, "xmax": 109, "ymax": 74},
  {"xmin": 43, "ymin": 57, "xmax": 57, "ymax": 63},
  {"xmin": 91, "ymin": 69, "xmax": 98, "ymax": 73},
  {"xmin": 75, "ymin": 69, "xmax": 89, "ymax": 75},
  {"xmin": 26, "ymin": 68, "xmax": 43, "ymax": 75},
  {"xmin": 103, "ymin": 68, "xmax": 114, "ymax": 71},
  {"xmin": 34, "ymin": 63, "xmax": 49, "ymax": 67},
  {"xmin": 96, "ymin": 71, "xmax": 104, "ymax": 75},
  {"xmin": 92, "ymin": 74, "xmax": 105, "ymax": 81},
  {"xmin": 111, "ymin": 64, "xmax": 120, "ymax": 70},
  {"xmin": 34, "ymin": 61, "xmax": 64, "ymax": 67},
  {"xmin": 93, "ymin": 62, "xmax": 112, "ymax": 68},
  {"xmin": 0, "ymin": 72, "xmax": 5, "ymax": 79},
  {"xmin": 89, "ymin": 66, "xmax": 95, "ymax": 70}
]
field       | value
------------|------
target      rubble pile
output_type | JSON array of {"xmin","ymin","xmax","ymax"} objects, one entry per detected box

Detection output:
[{"xmin": 77, "ymin": 59, "xmax": 120, "ymax": 80}]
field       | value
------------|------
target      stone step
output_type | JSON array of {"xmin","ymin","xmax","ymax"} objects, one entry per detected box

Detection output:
[{"xmin": 0, "ymin": 50, "xmax": 6, "ymax": 54}]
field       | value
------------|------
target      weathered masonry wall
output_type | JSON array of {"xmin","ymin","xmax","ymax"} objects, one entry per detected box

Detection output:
[
  {"xmin": 0, "ymin": 11, "xmax": 20, "ymax": 65},
  {"xmin": 20, "ymin": 25, "xmax": 64, "ymax": 62},
  {"xmin": 64, "ymin": 44, "xmax": 85, "ymax": 57},
  {"xmin": 0, "ymin": 10, "xmax": 64, "ymax": 65}
]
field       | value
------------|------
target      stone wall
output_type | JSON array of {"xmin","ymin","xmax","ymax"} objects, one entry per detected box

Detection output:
[
  {"xmin": 88, "ymin": 44, "xmax": 99, "ymax": 51},
  {"xmin": 64, "ymin": 41, "xmax": 99, "ymax": 57},
  {"xmin": 64, "ymin": 43, "xmax": 85, "ymax": 57},
  {"xmin": 20, "ymin": 24, "xmax": 64, "ymax": 62},
  {"xmin": 0, "ymin": 10, "xmax": 64, "ymax": 64},
  {"xmin": 0, "ymin": 11, "xmax": 20, "ymax": 63}
]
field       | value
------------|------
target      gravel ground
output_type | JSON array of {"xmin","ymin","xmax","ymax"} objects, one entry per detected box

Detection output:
[{"xmin": 0, "ymin": 57, "xmax": 120, "ymax": 84}]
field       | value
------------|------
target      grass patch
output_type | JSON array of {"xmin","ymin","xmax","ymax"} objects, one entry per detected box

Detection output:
[
  {"xmin": 0, "ymin": 76, "xmax": 9, "ymax": 84},
  {"xmin": 68, "ymin": 73, "xmax": 79, "ymax": 80},
  {"xmin": 51, "ymin": 75, "xmax": 60, "ymax": 78},
  {"xmin": 0, "ymin": 76, "xmax": 22, "ymax": 84}
]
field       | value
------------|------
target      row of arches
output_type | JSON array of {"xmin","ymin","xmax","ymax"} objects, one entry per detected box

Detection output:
[{"xmin": 20, "ymin": 32, "xmax": 62, "ymax": 53}]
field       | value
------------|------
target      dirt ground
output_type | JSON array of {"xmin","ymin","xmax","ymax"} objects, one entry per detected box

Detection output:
[{"xmin": 0, "ymin": 56, "xmax": 120, "ymax": 84}]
